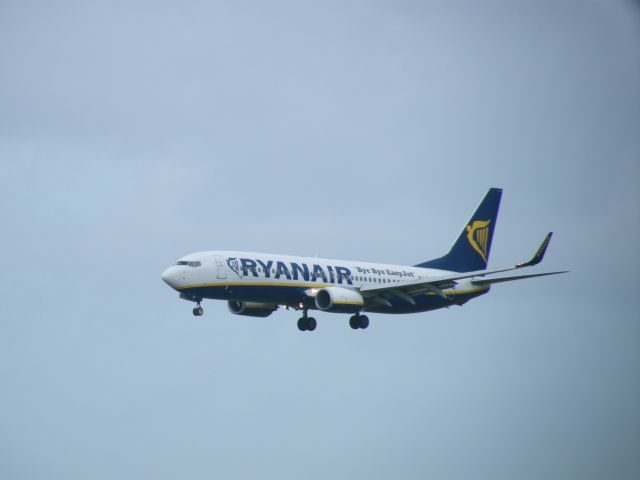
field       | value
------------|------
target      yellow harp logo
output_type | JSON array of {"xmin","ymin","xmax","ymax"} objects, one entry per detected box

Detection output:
[{"xmin": 466, "ymin": 220, "xmax": 491, "ymax": 263}]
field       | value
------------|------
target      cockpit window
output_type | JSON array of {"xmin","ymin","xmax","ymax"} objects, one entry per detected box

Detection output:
[{"xmin": 176, "ymin": 260, "xmax": 202, "ymax": 267}]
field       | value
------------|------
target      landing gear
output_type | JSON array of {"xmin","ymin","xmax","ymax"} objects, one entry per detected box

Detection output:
[
  {"xmin": 349, "ymin": 314, "xmax": 369, "ymax": 330},
  {"xmin": 192, "ymin": 303, "xmax": 204, "ymax": 316},
  {"xmin": 297, "ymin": 311, "xmax": 317, "ymax": 332},
  {"xmin": 307, "ymin": 317, "xmax": 317, "ymax": 331}
]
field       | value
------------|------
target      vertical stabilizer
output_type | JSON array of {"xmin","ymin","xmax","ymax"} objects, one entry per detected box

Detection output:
[{"xmin": 416, "ymin": 188, "xmax": 502, "ymax": 272}]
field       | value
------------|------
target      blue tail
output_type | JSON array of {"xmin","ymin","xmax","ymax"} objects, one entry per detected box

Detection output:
[{"xmin": 416, "ymin": 188, "xmax": 503, "ymax": 272}]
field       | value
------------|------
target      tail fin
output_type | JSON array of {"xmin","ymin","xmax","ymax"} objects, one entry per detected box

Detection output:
[{"xmin": 416, "ymin": 188, "xmax": 502, "ymax": 272}]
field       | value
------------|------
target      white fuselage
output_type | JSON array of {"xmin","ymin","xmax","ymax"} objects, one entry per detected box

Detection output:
[{"xmin": 161, "ymin": 250, "xmax": 481, "ymax": 311}]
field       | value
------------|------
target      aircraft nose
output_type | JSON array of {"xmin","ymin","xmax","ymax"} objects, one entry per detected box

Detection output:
[{"xmin": 161, "ymin": 267, "xmax": 178, "ymax": 288}]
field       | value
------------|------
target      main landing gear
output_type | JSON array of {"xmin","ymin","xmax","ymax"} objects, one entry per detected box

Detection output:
[
  {"xmin": 297, "ymin": 310, "xmax": 317, "ymax": 332},
  {"xmin": 192, "ymin": 302, "xmax": 204, "ymax": 317},
  {"xmin": 349, "ymin": 313, "xmax": 369, "ymax": 330}
]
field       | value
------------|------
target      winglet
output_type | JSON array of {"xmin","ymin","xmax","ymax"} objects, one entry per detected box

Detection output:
[{"xmin": 516, "ymin": 232, "xmax": 553, "ymax": 268}]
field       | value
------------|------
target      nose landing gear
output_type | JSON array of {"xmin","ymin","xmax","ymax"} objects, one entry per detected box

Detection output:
[{"xmin": 192, "ymin": 302, "xmax": 204, "ymax": 316}]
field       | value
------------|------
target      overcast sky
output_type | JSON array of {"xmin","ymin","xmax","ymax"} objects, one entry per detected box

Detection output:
[{"xmin": 1, "ymin": 1, "xmax": 639, "ymax": 479}]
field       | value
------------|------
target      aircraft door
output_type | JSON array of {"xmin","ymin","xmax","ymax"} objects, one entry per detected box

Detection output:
[{"xmin": 214, "ymin": 255, "xmax": 227, "ymax": 279}]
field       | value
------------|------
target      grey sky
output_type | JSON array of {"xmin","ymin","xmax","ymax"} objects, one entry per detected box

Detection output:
[{"xmin": 1, "ymin": 1, "xmax": 639, "ymax": 479}]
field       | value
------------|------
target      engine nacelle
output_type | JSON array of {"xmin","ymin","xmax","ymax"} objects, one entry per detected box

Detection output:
[
  {"xmin": 228, "ymin": 301, "xmax": 278, "ymax": 317},
  {"xmin": 315, "ymin": 287, "xmax": 364, "ymax": 313}
]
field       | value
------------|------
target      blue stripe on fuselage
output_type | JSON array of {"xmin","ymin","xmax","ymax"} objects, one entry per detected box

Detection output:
[{"xmin": 177, "ymin": 283, "xmax": 490, "ymax": 314}]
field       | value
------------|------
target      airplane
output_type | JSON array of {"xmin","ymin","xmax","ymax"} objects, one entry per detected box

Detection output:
[{"xmin": 161, "ymin": 188, "xmax": 566, "ymax": 331}]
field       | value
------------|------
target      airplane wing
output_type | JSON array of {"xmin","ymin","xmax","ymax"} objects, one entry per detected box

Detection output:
[{"xmin": 358, "ymin": 233, "xmax": 567, "ymax": 307}]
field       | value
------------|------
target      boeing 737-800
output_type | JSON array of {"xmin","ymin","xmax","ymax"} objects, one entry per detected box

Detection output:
[{"xmin": 161, "ymin": 188, "xmax": 565, "ymax": 331}]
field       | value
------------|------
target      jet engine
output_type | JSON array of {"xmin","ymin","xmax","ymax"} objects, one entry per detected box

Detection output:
[
  {"xmin": 315, "ymin": 287, "xmax": 364, "ymax": 313},
  {"xmin": 228, "ymin": 301, "xmax": 278, "ymax": 317}
]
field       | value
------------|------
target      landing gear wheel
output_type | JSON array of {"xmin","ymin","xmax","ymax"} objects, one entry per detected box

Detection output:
[
  {"xmin": 349, "ymin": 314, "xmax": 369, "ymax": 329},
  {"xmin": 297, "ymin": 311, "xmax": 317, "ymax": 332},
  {"xmin": 297, "ymin": 317, "xmax": 307, "ymax": 331},
  {"xmin": 193, "ymin": 306, "xmax": 203, "ymax": 316},
  {"xmin": 306, "ymin": 317, "xmax": 317, "ymax": 331}
]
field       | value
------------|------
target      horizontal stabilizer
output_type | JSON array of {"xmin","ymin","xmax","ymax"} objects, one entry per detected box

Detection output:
[{"xmin": 471, "ymin": 270, "xmax": 568, "ymax": 286}]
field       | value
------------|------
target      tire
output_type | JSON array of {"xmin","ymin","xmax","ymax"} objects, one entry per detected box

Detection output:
[
  {"xmin": 349, "ymin": 316, "xmax": 359, "ymax": 329},
  {"xmin": 297, "ymin": 318, "xmax": 307, "ymax": 331},
  {"xmin": 359, "ymin": 315, "xmax": 369, "ymax": 329},
  {"xmin": 307, "ymin": 317, "xmax": 317, "ymax": 331}
]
